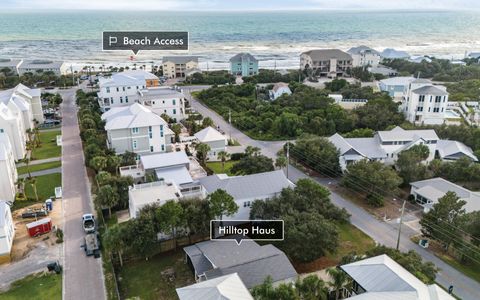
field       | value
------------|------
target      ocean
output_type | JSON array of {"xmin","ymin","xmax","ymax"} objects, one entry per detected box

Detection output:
[{"xmin": 1, "ymin": 10, "xmax": 480, "ymax": 70}]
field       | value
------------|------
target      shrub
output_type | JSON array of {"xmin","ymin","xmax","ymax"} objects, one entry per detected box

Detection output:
[{"xmin": 366, "ymin": 193, "xmax": 384, "ymax": 207}]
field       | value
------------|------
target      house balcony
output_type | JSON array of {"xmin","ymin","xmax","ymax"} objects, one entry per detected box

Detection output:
[{"xmin": 119, "ymin": 164, "xmax": 145, "ymax": 181}]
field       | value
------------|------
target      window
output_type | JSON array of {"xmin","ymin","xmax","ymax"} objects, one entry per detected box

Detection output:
[
  {"xmin": 123, "ymin": 87, "xmax": 126, "ymax": 92},
  {"xmin": 161, "ymin": 145, "xmax": 165, "ymax": 151},
  {"xmin": 120, "ymin": 96, "xmax": 123, "ymax": 103},
  {"xmin": 433, "ymin": 107, "xmax": 440, "ymax": 112},
  {"xmin": 116, "ymin": 87, "xmax": 119, "ymax": 92},
  {"xmin": 418, "ymin": 95, "xmax": 425, "ymax": 102},
  {"xmin": 136, "ymin": 86, "xmax": 139, "ymax": 90},
  {"xmin": 132, "ymin": 140, "xmax": 137, "ymax": 149},
  {"xmin": 132, "ymin": 127, "xmax": 139, "ymax": 134},
  {"xmin": 160, "ymin": 131, "xmax": 164, "ymax": 137},
  {"xmin": 435, "ymin": 96, "xmax": 442, "ymax": 103},
  {"xmin": 160, "ymin": 125, "xmax": 163, "ymax": 131},
  {"xmin": 243, "ymin": 201, "xmax": 251, "ymax": 207},
  {"xmin": 106, "ymin": 87, "xmax": 110, "ymax": 93},
  {"xmin": 173, "ymin": 99, "xmax": 176, "ymax": 105},
  {"xmin": 148, "ymin": 126, "xmax": 152, "ymax": 132},
  {"xmin": 0, "ymin": 129, "xmax": 3, "ymax": 133},
  {"xmin": 150, "ymin": 146, "xmax": 154, "ymax": 152},
  {"xmin": 149, "ymin": 132, "xmax": 152, "ymax": 139},
  {"xmin": 110, "ymin": 98, "xmax": 114, "ymax": 104},
  {"xmin": 173, "ymin": 109, "xmax": 177, "ymax": 114},
  {"xmin": 417, "ymin": 106, "xmax": 423, "ymax": 112}
]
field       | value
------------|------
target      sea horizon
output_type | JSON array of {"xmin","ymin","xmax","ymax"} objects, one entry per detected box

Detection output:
[{"xmin": 1, "ymin": 10, "xmax": 480, "ymax": 70}]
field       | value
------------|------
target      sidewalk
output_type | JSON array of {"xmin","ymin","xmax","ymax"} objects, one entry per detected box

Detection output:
[
  {"xmin": 18, "ymin": 167, "xmax": 61, "ymax": 179},
  {"xmin": 16, "ymin": 157, "xmax": 61, "ymax": 167}
]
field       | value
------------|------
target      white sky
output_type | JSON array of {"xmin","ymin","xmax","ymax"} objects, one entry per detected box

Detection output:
[{"xmin": 2, "ymin": 0, "xmax": 479, "ymax": 11}]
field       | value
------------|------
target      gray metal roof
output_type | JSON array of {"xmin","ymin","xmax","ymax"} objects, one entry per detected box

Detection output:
[
  {"xmin": 380, "ymin": 48, "xmax": 410, "ymax": 59},
  {"xmin": 140, "ymin": 151, "xmax": 189, "ymax": 170},
  {"xmin": 229, "ymin": 53, "xmax": 258, "ymax": 63},
  {"xmin": 301, "ymin": 49, "xmax": 352, "ymax": 61},
  {"xmin": 0, "ymin": 59, "xmax": 22, "ymax": 68},
  {"xmin": 18, "ymin": 60, "xmax": 64, "ymax": 69},
  {"xmin": 376, "ymin": 126, "xmax": 438, "ymax": 142},
  {"xmin": 347, "ymin": 45, "xmax": 380, "ymax": 55},
  {"xmin": 184, "ymin": 240, "xmax": 297, "ymax": 289},
  {"xmin": 410, "ymin": 177, "xmax": 480, "ymax": 213},
  {"xmin": 411, "ymin": 85, "xmax": 448, "ymax": 96},
  {"xmin": 436, "ymin": 140, "xmax": 478, "ymax": 162},
  {"xmin": 328, "ymin": 134, "xmax": 386, "ymax": 160},
  {"xmin": 198, "ymin": 170, "xmax": 294, "ymax": 200},
  {"xmin": 162, "ymin": 56, "xmax": 199, "ymax": 64}
]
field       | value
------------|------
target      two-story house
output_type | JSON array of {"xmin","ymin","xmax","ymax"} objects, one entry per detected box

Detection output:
[
  {"xmin": 101, "ymin": 103, "xmax": 174, "ymax": 155},
  {"xmin": 97, "ymin": 70, "xmax": 159, "ymax": 112},
  {"xmin": 300, "ymin": 49, "xmax": 352, "ymax": 78},
  {"xmin": 138, "ymin": 87, "xmax": 186, "ymax": 121},
  {"xmin": 229, "ymin": 53, "xmax": 259, "ymax": 77},
  {"xmin": 347, "ymin": 45, "xmax": 381, "ymax": 67}
]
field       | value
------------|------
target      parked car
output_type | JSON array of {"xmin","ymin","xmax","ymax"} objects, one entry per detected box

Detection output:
[
  {"xmin": 82, "ymin": 232, "xmax": 100, "ymax": 258},
  {"xmin": 82, "ymin": 213, "xmax": 96, "ymax": 233},
  {"xmin": 44, "ymin": 119, "xmax": 61, "ymax": 125}
]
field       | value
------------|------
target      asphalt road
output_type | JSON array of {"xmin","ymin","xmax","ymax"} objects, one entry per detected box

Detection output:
[
  {"xmin": 185, "ymin": 86, "xmax": 480, "ymax": 300},
  {"xmin": 59, "ymin": 87, "xmax": 106, "ymax": 300}
]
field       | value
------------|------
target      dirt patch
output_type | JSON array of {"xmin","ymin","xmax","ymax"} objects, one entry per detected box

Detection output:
[
  {"xmin": 293, "ymin": 256, "xmax": 338, "ymax": 274},
  {"xmin": 9, "ymin": 198, "xmax": 63, "ymax": 262}
]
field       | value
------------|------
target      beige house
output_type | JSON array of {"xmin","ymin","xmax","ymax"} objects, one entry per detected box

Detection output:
[
  {"xmin": 300, "ymin": 49, "xmax": 352, "ymax": 78},
  {"xmin": 162, "ymin": 56, "xmax": 199, "ymax": 79}
]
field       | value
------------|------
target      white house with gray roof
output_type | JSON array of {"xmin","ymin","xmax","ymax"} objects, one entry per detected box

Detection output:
[
  {"xmin": 0, "ymin": 201, "xmax": 15, "ymax": 262},
  {"xmin": 176, "ymin": 273, "xmax": 253, "ymax": 300},
  {"xmin": 403, "ymin": 79, "xmax": 449, "ymax": 125},
  {"xmin": 269, "ymin": 82, "xmax": 292, "ymax": 100},
  {"xmin": 329, "ymin": 126, "xmax": 440, "ymax": 170},
  {"xmin": 300, "ymin": 49, "xmax": 352, "ymax": 78},
  {"xmin": 97, "ymin": 70, "xmax": 159, "ymax": 111},
  {"xmin": 17, "ymin": 60, "xmax": 66, "ymax": 76},
  {"xmin": 410, "ymin": 178, "xmax": 480, "ymax": 213},
  {"xmin": 138, "ymin": 86, "xmax": 186, "ymax": 121},
  {"xmin": 0, "ymin": 59, "xmax": 22, "ymax": 75},
  {"xmin": 340, "ymin": 254, "xmax": 454, "ymax": 300},
  {"xmin": 194, "ymin": 126, "xmax": 227, "ymax": 161},
  {"xmin": 0, "ymin": 133, "xmax": 17, "ymax": 203},
  {"xmin": 199, "ymin": 170, "xmax": 294, "ymax": 220},
  {"xmin": 183, "ymin": 239, "xmax": 297, "ymax": 288},
  {"xmin": 101, "ymin": 103, "xmax": 173, "ymax": 155},
  {"xmin": 436, "ymin": 140, "xmax": 478, "ymax": 162},
  {"xmin": 347, "ymin": 46, "xmax": 381, "ymax": 67}
]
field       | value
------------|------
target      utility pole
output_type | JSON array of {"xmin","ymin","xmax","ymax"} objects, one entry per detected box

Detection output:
[
  {"xmin": 286, "ymin": 142, "xmax": 290, "ymax": 179},
  {"xmin": 70, "ymin": 65, "xmax": 75, "ymax": 86},
  {"xmin": 396, "ymin": 200, "xmax": 406, "ymax": 250},
  {"xmin": 228, "ymin": 109, "xmax": 232, "ymax": 142}
]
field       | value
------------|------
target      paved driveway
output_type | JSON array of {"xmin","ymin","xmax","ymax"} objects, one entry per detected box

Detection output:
[
  {"xmin": 185, "ymin": 86, "xmax": 480, "ymax": 300},
  {"xmin": 59, "ymin": 87, "xmax": 106, "ymax": 300}
]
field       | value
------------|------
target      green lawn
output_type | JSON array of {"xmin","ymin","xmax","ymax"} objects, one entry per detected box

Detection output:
[
  {"xmin": 17, "ymin": 161, "xmax": 62, "ymax": 175},
  {"xmin": 117, "ymin": 251, "xmax": 194, "ymax": 300},
  {"xmin": 206, "ymin": 161, "xmax": 235, "ymax": 176},
  {"xmin": 329, "ymin": 223, "xmax": 376, "ymax": 261},
  {"xmin": 24, "ymin": 173, "xmax": 62, "ymax": 202},
  {"xmin": 31, "ymin": 130, "xmax": 61, "ymax": 160},
  {"xmin": 0, "ymin": 273, "xmax": 61, "ymax": 300}
]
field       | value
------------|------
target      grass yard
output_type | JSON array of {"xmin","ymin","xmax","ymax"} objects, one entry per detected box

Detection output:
[
  {"xmin": 17, "ymin": 161, "xmax": 62, "ymax": 175},
  {"xmin": 117, "ymin": 251, "xmax": 194, "ymax": 300},
  {"xmin": 31, "ymin": 130, "xmax": 61, "ymax": 160},
  {"xmin": 294, "ymin": 223, "xmax": 376, "ymax": 273},
  {"xmin": 0, "ymin": 273, "xmax": 61, "ymax": 300},
  {"xmin": 437, "ymin": 252, "xmax": 480, "ymax": 284},
  {"xmin": 206, "ymin": 161, "xmax": 235, "ymax": 176},
  {"xmin": 24, "ymin": 173, "xmax": 62, "ymax": 202}
]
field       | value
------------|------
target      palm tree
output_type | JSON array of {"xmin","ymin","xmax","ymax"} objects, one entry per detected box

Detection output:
[
  {"xmin": 103, "ymin": 224, "xmax": 126, "ymax": 267},
  {"xmin": 245, "ymin": 145, "xmax": 261, "ymax": 157},
  {"xmin": 29, "ymin": 177, "xmax": 39, "ymax": 201},
  {"xmin": 295, "ymin": 275, "xmax": 328, "ymax": 300},
  {"xmin": 16, "ymin": 178, "xmax": 26, "ymax": 196},
  {"xmin": 217, "ymin": 151, "xmax": 230, "ymax": 172},
  {"xmin": 327, "ymin": 267, "xmax": 349, "ymax": 300},
  {"xmin": 33, "ymin": 127, "xmax": 41, "ymax": 147},
  {"xmin": 21, "ymin": 156, "xmax": 32, "ymax": 178}
]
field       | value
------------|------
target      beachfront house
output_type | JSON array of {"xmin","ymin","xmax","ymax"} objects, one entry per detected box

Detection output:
[
  {"xmin": 162, "ymin": 56, "xmax": 199, "ymax": 79},
  {"xmin": 183, "ymin": 239, "xmax": 298, "ymax": 288},
  {"xmin": 340, "ymin": 254, "xmax": 454, "ymax": 299},
  {"xmin": 138, "ymin": 86, "xmax": 186, "ymax": 121},
  {"xmin": 176, "ymin": 273, "xmax": 253, "ymax": 300},
  {"xmin": 379, "ymin": 76, "xmax": 415, "ymax": 99},
  {"xmin": 0, "ymin": 201, "xmax": 15, "ymax": 263},
  {"xmin": 17, "ymin": 60, "xmax": 66, "ymax": 76},
  {"xmin": 0, "ymin": 133, "xmax": 17, "ymax": 203},
  {"xmin": 347, "ymin": 45, "xmax": 381, "ymax": 67},
  {"xmin": 194, "ymin": 126, "xmax": 227, "ymax": 161},
  {"xmin": 410, "ymin": 178, "xmax": 480, "ymax": 213},
  {"xmin": 198, "ymin": 170, "xmax": 294, "ymax": 220},
  {"xmin": 328, "ymin": 94, "xmax": 368, "ymax": 110},
  {"xmin": 229, "ymin": 53, "xmax": 259, "ymax": 77},
  {"xmin": 0, "ymin": 59, "xmax": 22, "ymax": 75},
  {"xmin": 269, "ymin": 82, "xmax": 292, "ymax": 100},
  {"xmin": 380, "ymin": 48, "xmax": 410, "ymax": 59},
  {"xmin": 300, "ymin": 49, "xmax": 352, "ymax": 78},
  {"xmin": 97, "ymin": 70, "xmax": 159, "ymax": 112},
  {"xmin": 101, "ymin": 103, "xmax": 173, "ymax": 155},
  {"xmin": 368, "ymin": 65, "xmax": 398, "ymax": 77}
]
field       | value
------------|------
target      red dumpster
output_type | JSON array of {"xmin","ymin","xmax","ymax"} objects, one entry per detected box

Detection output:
[{"xmin": 26, "ymin": 218, "xmax": 52, "ymax": 237}]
